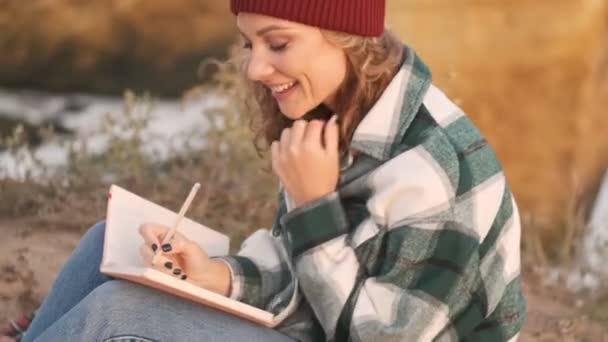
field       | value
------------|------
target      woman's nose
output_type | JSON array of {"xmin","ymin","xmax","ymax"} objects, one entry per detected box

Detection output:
[{"xmin": 246, "ymin": 52, "xmax": 274, "ymax": 81}]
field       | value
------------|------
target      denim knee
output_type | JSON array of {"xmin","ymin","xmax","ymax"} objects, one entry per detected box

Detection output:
[
  {"xmin": 76, "ymin": 281, "xmax": 161, "ymax": 341},
  {"xmin": 85, "ymin": 220, "xmax": 106, "ymax": 240},
  {"xmin": 78, "ymin": 220, "xmax": 106, "ymax": 248},
  {"xmin": 58, "ymin": 280, "xmax": 291, "ymax": 342},
  {"xmin": 85, "ymin": 280, "xmax": 136, "ymax": 311},
  {"xmin": 104, "ymin": 336, "xmax": 158, "ymax": 342},
  {"xmin": 84, "ymin": 281, "xmax": 168, "ymax": 323}
]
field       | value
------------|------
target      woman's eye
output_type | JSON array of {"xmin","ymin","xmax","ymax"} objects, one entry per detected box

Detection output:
[
  {"xmin": 269, "ymin": 43, "xmax": 288, "ymax": 52},
  {"xmin": 242, "ymin": 41, "xmax": 252, "ymax": 50}
]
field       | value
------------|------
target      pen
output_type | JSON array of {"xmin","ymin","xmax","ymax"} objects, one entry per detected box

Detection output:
[{"xmin": 153, "ymin": 182, "xmax": 200, "ymax": 263}]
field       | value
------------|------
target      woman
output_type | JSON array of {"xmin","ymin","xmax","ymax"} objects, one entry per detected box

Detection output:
[{"xmin": 18, "ymin": 0, "xmax": 526, "ymax": 341}]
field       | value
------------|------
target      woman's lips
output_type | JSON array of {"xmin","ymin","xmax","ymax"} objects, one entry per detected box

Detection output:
[{"xmin": 272, "ymin": 81, "xmax": 299, "ymax": 102}]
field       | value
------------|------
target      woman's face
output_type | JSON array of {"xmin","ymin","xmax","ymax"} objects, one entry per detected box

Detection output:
[{"xmin": 237, "ymin": 13, "xmax": 348, "ymax": 120}]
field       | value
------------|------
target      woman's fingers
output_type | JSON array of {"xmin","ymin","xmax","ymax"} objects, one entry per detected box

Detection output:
[
  {"xmin": 138, "ymin": 223, "xmax": 208, "ymax": 281},
  {"xmin": 139, "ymin": 243, "xmax": 173, "ymax": 268},
  {"xmin": 324, "ymin": 115, "xmax": 339, "ymax": 153},
  {"xmin": 138, "ymin": 223, "xmax": 170, "ymax": 250},
  {"xmin": 271, "ymin": 140, "xmax": 281, "ymax": 176},
  {"xmin": 139, "ymin": 244, "xmax": 187, "ymax": 280},
  {"xmin": 159, "ymin": 232, "xmax": 208, "ymax": 261},
  {"xmin": 139, "ymin": 243, "xmax": 155, "ymax": 265},
  {"xmin": 289, "ymin": 120, "xmax": 306, "ymax": 147},
  {"xmin": 153, "ymin": 253, "xmax": 186, "ymax": 279},
  {"xmin": 303, "ymin": 120, "xmax": 324, "ymax": 146},
  {"xmin": 279, "ymin": 128, "xmax": 291, "ymax": 154},
  {"xmin": 138, "ymin": 223, "xmax": 189, "ymax": 253}
]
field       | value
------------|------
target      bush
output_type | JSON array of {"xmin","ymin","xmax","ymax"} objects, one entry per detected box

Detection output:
[{"xmin": 0, "ymin": 57, "xmax": 277, "ymax": 249}]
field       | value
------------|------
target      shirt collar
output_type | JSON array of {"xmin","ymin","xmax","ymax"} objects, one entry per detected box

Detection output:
[{"xmin": 349, "ymin": 45, "xmax": 432, "ymax": 162}]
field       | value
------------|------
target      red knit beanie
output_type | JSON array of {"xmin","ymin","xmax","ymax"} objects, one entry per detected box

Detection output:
[{"xmin": 230, "ymin": 0, "xmax": 385, "ymax": 37}]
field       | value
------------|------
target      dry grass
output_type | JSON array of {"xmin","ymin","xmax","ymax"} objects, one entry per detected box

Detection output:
[
  {"xmin": 0, "ymin": 1, "xmax": 237, "ymax": 95},
  {"xmin": 0, "ymin": 57, "xmax": 277, "ymax": 249}
]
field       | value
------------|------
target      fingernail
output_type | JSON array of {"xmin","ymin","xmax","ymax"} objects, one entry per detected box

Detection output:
[
  {"xmin": 161, "ymin": 243, "xmax": 172, "ymax": 252},
  {"xmin": 151, "ymin": 244, "xmax": 158, "ymax": 252},
  {"xmin": 181, "ymin": 274, "xmax": 187, "ymax": 281},
  {"xmin": 173, "ymin": 268, "xmax": 182, "ymax": 275},
  {"xmin": 164, "ymin": 262, "xmax": 173, "ymax": 269}
]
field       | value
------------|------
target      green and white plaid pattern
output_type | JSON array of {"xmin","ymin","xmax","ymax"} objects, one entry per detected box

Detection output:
[{"xmin": 220, "ymin": 45, "xmax": 526, "ymax": 342}]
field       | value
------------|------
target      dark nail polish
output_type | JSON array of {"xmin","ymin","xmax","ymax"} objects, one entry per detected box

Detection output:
[
  {"xmin": 161, "ymin": 244, "xmax": 172, "ymax": 252},
  {"xmin": 151, "ymin": 244, "xmax": 158, "ymax": 252},
  {"xmin": 164, "ymin": 262, "xmax": 173, "ymax": 269},
  {"xmin": 181, "ymin": 274, "xmax": 187, "ymax": 281},
  {"xmin": 173, "ymin": 268, "xmax": 182, "ymax": 275}
]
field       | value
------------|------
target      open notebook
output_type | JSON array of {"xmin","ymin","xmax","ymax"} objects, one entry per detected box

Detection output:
[{"xmin": 101, "ymin": 185, "xmax": 278, "ymax": 327}]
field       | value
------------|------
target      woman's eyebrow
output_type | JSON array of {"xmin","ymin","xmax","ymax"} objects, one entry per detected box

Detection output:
[
  {"xmin": 238, "ymin": 25, "xmax": 288, "ymax": 39},
  {"xmin": 256, "ymin": 25, "xmax": 287, "ymax": 36}
]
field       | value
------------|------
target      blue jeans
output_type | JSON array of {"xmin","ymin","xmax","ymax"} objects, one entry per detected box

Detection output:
[{"xmin": 23, "ymin": 221, "xmax": 295, "ymax": 342}]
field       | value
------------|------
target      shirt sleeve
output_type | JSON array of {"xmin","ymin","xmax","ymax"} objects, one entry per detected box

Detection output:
[{"xmin": 216, "ymin": 227, "xmax": 294, "ymax": 311}]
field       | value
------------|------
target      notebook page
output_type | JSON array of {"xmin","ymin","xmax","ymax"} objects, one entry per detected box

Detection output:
[{"xmin": 102, "ymin": 185, "xmax": 229, "ymax": 269}]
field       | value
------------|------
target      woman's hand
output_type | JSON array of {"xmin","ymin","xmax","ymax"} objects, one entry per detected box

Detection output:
[
  {"xmin": 271, "ymin": 115, "xmax": 340, "ymax": 208},
  {"xmin": 138, "ymin": 223, "xmax": 231, "ymax": 296}
]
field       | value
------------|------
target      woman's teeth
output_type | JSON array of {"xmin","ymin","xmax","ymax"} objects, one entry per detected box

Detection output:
[{"xmin": 271, "ymin": 81, "xmax": 296, "ymax": 93}]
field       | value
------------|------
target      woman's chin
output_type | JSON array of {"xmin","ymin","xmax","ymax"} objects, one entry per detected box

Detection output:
[{"xmin": 280, "ymin": 107, "xmax": 310, "ymax": 121}]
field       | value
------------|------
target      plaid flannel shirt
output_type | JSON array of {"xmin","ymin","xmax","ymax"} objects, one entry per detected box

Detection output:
[{"xmin": 219, "ymin": 45, "xmax": 526, "ymax": 342}]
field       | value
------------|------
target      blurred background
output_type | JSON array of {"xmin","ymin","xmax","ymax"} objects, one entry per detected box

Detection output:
[{"xmin": 1, "ymin": 1, "xmax": 608, "ymax": 340}]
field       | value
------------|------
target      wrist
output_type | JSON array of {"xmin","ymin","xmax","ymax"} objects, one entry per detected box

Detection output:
[
  {"xmin": 294, "ymin": 190, "xmax": 334, "ymax": 208},
  {"xmin": 190, "ymin": 259, "xmax": 232, "ymax": 296}
]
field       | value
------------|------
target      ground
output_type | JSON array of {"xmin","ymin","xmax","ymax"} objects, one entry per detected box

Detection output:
[{"xmin": 1, "ymin": 219, "xmax": 607, "ymax": 341}]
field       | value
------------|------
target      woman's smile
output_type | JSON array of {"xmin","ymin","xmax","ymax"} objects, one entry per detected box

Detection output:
[{"xmin": 270, "ymin": 80, "xmax": 300, "ymax": 102}]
